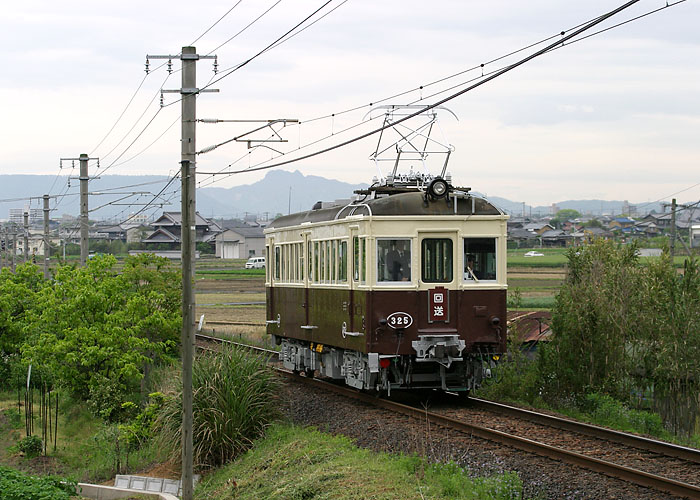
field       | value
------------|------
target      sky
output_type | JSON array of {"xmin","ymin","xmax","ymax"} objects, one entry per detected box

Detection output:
[{"xmin": 1, "ymin": 0, "xmax": 698, "ymax": 210}]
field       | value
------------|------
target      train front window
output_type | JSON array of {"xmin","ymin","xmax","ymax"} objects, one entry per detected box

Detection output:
[
  {"xmin": 422, "ymin": 238, "xmax": 453, "ymax": 283},
  {"xmin": 463, "ymin": 238, "xmax": 497, "ymax": 282},
  {"xmin": 377, "ymin": 239, "xmax": 411, "ymax": 283}
]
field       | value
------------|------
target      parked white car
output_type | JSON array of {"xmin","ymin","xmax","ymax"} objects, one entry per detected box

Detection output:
[
  {"xmin": 245, "ymin": 256, "xmax": 266, "ymax": 268},
  {"xmin": 524, "ymin": 251, "xmax": 544, "ymax": 257}
]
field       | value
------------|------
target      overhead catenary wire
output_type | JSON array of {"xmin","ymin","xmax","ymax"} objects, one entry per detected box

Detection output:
[{"xmin": 198, "ymin": 0, "xmax": 686, "ymax": 188}]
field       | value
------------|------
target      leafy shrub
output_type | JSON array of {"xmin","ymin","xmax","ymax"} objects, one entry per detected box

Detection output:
[
  {"xmin": 120, "ymin": 392, "xmax": 166, "ymax": 451},
  {"xmin": 18, "ymin": 434, "xmax": 43, "ymax": 457},
  {"xmin": 579, "ymin": 393, "xmax": 665, "ymax": 436},
  {"xmin": 156, "ymin": 346, "xmax": 280, "ymax": 469},
  {"xmin": 0, "ymin": 466, "xmax": 77, "ymax": 500}
]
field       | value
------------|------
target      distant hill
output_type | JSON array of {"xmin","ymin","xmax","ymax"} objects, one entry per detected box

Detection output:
[
  {"xmin": 0, "ymin": 172, "xmax": 663, "ymax": 222},
  {"xmin": 0, "ymin": 171, "xmax": 367, "ymax": 222}
]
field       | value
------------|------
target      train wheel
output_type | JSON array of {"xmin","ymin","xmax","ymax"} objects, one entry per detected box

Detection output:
[{"xmin": 304, "ymin": 368, "xmax": 315, "ymax": 378}]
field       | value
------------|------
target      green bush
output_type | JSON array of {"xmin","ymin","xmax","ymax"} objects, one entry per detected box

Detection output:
[
  {"xmin": 0, "ymin": 466, "xmax": 77, "ymax": 500},
  {"xmin": 157, "ymin": 346, "xmax": 280, "ymax": 469},
  {"xmin": 579, "ymin": 393, "xmax": 665, "ymax": 436},
  {"xmin": 17, "ymin": 434, "xmax": 43, "ymax": 457}
]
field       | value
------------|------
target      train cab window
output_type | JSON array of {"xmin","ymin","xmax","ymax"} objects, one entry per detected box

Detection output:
[
  {"xmin": 422, "ymin": 238, "xmax": 453, "ymax": 283},
  {"xmin": 377, "ymin": 239, "xmax": 411, "ymax": 283},
  {"xmin": 463, "ymin": 238, "xmax": 497, "ymax": 282}
]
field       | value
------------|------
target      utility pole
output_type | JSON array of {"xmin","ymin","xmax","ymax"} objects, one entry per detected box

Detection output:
[
  {"xmin": 60, "ymin": 154, "xmax": 97, "ymax": 266},
  {"xmin": 23, "ymin": 212, "xmax": 29, "ymax": 263},
  {"xmin": 43, "ymin": 195, "xmax": 50, "ymax": 279},
  {"xmin": 80, "ymin": 154, "xmax": 89, "ymax": 266},
  {"xmin": 670, "ymin": 198, "xmax": 677, "ymax": 260},
  {"xmin": 148, "ymin": 46, "xmax": 217, "ymax": 500}
]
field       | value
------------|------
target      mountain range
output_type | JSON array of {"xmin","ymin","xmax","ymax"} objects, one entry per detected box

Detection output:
[{"xmin": 0, "ymin": 171, "xmax": 663, "ymax": 222}]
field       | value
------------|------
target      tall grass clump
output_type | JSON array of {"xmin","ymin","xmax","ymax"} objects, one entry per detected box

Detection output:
[{"xmin": 157, "ymin": 346, "xmax": 280, "ymax": 469}]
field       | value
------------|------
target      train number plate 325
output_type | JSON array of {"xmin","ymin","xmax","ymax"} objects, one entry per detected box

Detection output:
[{"xmin": 387, "ymin": 311, "xmax": 414, "ymax": 329}]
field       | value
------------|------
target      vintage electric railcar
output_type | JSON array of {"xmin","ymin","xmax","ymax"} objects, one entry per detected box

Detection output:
[{"xmin": 265, "ymin": 178, "xmax": 508, "ymax": 394}]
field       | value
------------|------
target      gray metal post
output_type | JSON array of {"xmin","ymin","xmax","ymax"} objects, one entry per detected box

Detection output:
[
  {"xmin": 0, "ymin": 226, "xmax": 5, "ymax": 270},
  {"xmin": 80, "ymin": 153, "xmax": 89, "ymax": 266},
  {"xmin": 43, "ymin": 195, "xmax": 50, "ymax": 279},
  {"xmin": 11, "ymin": 226, "xmax": 16, "ymax": 271},
  {"xmin": 670, "ymin": 198, "xmax": 676, "ymax": 260},
  {"xmin": 180, "ymin": 46, "xmax": 197, "ymax": 500},
  {"xmin": 23, "ymin": 212, "xmax": 29, "ymax": 263}
]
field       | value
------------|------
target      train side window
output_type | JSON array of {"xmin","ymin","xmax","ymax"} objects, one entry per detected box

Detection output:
[
  {"xmin": 313, "ymin": 242, "xmax": 319, "ymax": 282},
  {"xmin": 308, "ymin": 241, "xmax": 313, "ymax": 281},
  {"xmin": 361, "ymin": 238, "xmax": 366, "ymax": 284},
  {"xmin": 298, "ymin": 243, "xmax": 304, "ymax": 282},
  {"xmin": 331, "ymin": 240, "xmax": 337, "ymax": 283},
  {"xmin": 274, "ymin": 246, "xmax": 281, "ymax": 281},
  {"xmin": 422, "ymin": 238, "xmax": 453, "ymax": 283},
  {"xmin": 463, "ymin": 238, "xmax": 497, "ymax": 281},
  {"xmin": 377, "ymin": 239, "xmax": 411, "ymax": 283},
  {"xmin": 353, "ymin": 237, "xmax": 360, "ymax": 281},
  {"xmin": 265, "ymin": 244, "xmax": 270, "ymax": 282},
  {"xmin": 339, "ymin": 240, "xmax": 347, "ymax": 282}
]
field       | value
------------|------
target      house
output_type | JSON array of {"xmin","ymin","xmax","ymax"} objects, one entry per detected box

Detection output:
[
  {"xmin": 608, "ymin": 217, "xmax": 636, "ymax": 230},
  {"xmin": 540, "ymin": 229, "xmax": 572, "ymax": 247},
  {"xmin": 142, "ymin": 212, "xmax": 222, "ymax": 249},
  {"xmin": 508, "ymin": 227, "xmax": 538, "ymax": 248},
  {"xmin": 215, "ymin": 220, "xmax": 265, "ymax": 259},
  {"xmin": 523, "ymin": 222, "xmax": 554, "ymax": 235}
]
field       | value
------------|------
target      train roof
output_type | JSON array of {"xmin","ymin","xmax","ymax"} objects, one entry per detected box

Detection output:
[{"xmin": 267, "ymin": 191, "xmax": 505, "ymax": 230}]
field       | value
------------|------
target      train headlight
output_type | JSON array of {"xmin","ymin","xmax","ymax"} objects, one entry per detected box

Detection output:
[{"xmin": 427, "ymin": 178, "xmax": 449, "ymax": 199}]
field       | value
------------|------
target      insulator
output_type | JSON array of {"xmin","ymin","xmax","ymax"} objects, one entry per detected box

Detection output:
[
  {"xmin": 167, "ymin": 59, "xmax": 172, "ymax": 74},
  {"xmin": 145, "ymin": 58, "xmax": 150, "ymax": 74},
  {"xmin": 160, "ymin": 93, "xmax": 164, "ymax": 107},
  {"xmin": 213, "ymin": 56, "xmax": 218, "ymax": 74}
]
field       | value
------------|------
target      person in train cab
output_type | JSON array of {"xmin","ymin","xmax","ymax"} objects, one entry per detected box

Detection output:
[
  {"xmin": 465, "ymin": 254, "xmax": 481, "ymax": 280},
  {"xmin": 386, "ymin": 240, "xmax": 402, "ymax": 281}
]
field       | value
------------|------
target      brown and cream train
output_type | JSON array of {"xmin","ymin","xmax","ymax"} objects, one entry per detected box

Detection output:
[{"xmin": 265, "ymin": 178, "xmax": 508, "ymax": 394}]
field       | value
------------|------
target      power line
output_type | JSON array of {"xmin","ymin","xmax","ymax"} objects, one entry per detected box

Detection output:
[
  {"xmin": 205, "ymin": 0, "xmax": 284, "ymax": 56},
  {"xmin": 199, "ymin": 0, "xmax": 683, "ymax": 183},
  {"xmin": 190, "ymin": 0, "xmax": 246, "ymax": 46}
]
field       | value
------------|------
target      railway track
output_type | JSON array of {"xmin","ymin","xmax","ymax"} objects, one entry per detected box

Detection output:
[{"xmin": 194, "ymin": 333, "xmax": 700, "ymax": 499}]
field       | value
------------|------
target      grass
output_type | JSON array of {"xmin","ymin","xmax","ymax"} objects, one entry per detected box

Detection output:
[
  {"xmin": 196, "ymin": 292, "xmax": 266, "ymax": 305},
  {"xmin": 196, "ymin": 269, "xmax": 265, "ymax": 277},
  {"xmin": 0, "ymin": 390, "xmax": 168, "ymax": 483},
  {"xmin": 194, "ymin": 424, "xmax": 524, "ymax": 500}
]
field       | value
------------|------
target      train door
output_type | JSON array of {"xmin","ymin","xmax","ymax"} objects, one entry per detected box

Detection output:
[
  {"xmin": 303, "ymin": 232, "xmax": 310, "ymax": 327},
  {"xmin": 419, "ymin": 232, "xmax": 457, "ymax": 328},
  {"xmin": 350, "ymin": 232, "xmax": 367, "ymax": 337}
]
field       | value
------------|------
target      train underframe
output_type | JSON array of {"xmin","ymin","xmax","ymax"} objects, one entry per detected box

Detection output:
[{"xmin": 274, "ymin": 335, "xmax": 499, "ymax": 395}]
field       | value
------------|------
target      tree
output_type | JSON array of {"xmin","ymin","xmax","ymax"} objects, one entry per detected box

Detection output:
[
  {"xmin": 556, "ymin": 209, "xmax": 581, "ymax": 220},
  {"xmin": 20, "ymin": 254, "xmax": 180, "ymax": 420}
]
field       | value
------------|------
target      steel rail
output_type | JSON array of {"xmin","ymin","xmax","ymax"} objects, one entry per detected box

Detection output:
[
  {"xmin": 469, "ymin": 397, "xmax": 700, "ymax": 465},
  {"xmin": 193, "ymin": 333, "xmax": 700, "ymax": 498},
  {"xmin": 280, "ymin": 373, "xmax": 700, "ymax": 500}
]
